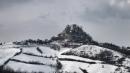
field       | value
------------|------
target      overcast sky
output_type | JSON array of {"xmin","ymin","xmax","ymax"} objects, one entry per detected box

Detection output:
[{"xmin": 0, "ymin": 0, "xmax": 130, "ymax": 46}]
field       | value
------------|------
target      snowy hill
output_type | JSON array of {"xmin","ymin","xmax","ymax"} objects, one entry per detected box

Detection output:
[
  {"xmin": 0, "ymin": 24, "xmax": 130, "ymax": 73},
  {"xmin": 61, "ymin": 45, "xmax": 123, "ymax": 63},
  {"xmin": 59, "ymin": 45, "xmax": 130, "ymax": 73},
  {"xmin": 0, "ymin": 43, "xmax": 130, "ymax": 73}
]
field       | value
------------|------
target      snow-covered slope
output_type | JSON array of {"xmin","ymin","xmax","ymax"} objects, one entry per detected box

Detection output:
[
  {"xmin": 60, "ymin": 61, "xmax": 129, "ymax": 73},
  {"xmin": 0, "ymin": 43, "xmax": 130, "ymax": 73},
  {"xmin": 5, "ymin": 61, "xmax": 57, "ymax": 73},
  {"xmin": 0, "ymin": 48, "xmax": 20, "ymax": 66},
  {"xmin": 12, "ymin": 53, "xmax": 57, "ymax": 66},
  {"xmin": 61, "ymin": 45, "xmax": 124, "ymax": 63},
  {"xmin": 58, "ymin": 45, "xmax": 130, "ymax": 73},
  {"xmin": 62, "ymin": 45, "xmax": 123, "ymax": 57},
  {"xmin": 0, "ymin": 43, "xmax": 61, "ymax": 73}
]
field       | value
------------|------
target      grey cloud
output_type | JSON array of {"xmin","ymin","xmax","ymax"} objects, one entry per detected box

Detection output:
[
  {"xmin": 79, "ymin": 0, "xmax": 130, "ymax": 46},
  {"xmin": 0, "ymin": 0, "xmax": 32, "ymax": 9},
  {"xmin": 81, "ymin": 0, "xmax": 130, "ymax": 25}
]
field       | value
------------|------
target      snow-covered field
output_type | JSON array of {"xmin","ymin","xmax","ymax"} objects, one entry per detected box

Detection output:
[
  {"xmin": 39, "ymin": 46, "xmax": 58, "ymax": 57},
  {"xmin": 5, "ymin": 61, "xmax": 57, "ymax": 73},
  {"xmin": 58, "ymin": 45, "xmax": 130, "ymax": 73},
  {"xmin": 0, "ymin": 43, "xmax": 130, "ymax": 73},
  {"xmin": 0, "ymin": 43, "xmax": 60, "ymax": 73},
  {"xmin": 12, "ymin": 53, "xmax": 57, "ymax": 66},
  {"xmin": 0, "ymin": 48, "xmax": 20, "ymax": 66},
  {"xmin": 22, "ymin": 47, "xmax": 42, "ymax": 56},
  {"xmin": 60, "ymin": 61, "xmax": 128, "ymax": 73}
]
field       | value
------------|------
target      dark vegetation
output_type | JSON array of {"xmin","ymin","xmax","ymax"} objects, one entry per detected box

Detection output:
[
  {"xmin": 0, "ymin": 43, "xmax": 2, "ymax": 45},
  {"xmin": 56, "ymin": 59, "xmax": 62, "ymax": 70},
  {"xmin": 79, "ymin": 68, "xmax": 88, "ymax": 73},
  {"xmin": 50, "ymin": 24, "xmax": 93, "ymax": 44},
  {"xmin": 99, "ymin": 42, "xmax": 130, "ymax": 56},
  {"xmin": 0, "ymin": 66, "xmax": 20, "ymax": 73},
  {"xmin": 97, "ymin": 50, "xmax": 125, "ymax": 65},
  {"xmin": 23, "ymin": 52, "xmax": 43, "ymax": 57},
  {"xmin": 0, "ymin": 66, "xmax": 51, "ymax": 73},
  {"xmin": 49, "ymin": 44, "xmax": 60, "ymax": 50},
  {"xmin": 36, "ymin": 47, "xmax": 43, "ymax": 54},
  {"xmin": 96, "ymin": 50, "xmax": 114, "ymax": 64},
  {"xmin": 13, "ymin": 39, "xmax": 49, "ymax": 45}
]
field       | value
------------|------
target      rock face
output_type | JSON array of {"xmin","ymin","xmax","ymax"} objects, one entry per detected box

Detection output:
[{"xmin": 50, "ymin": 24, "xmax": 93, "ymax": 44}]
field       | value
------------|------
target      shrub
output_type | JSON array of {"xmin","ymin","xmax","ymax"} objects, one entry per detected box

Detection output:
[
  {"xmin": 56, "ymin": 59, "xmax": 62, "ymax": 70},
  {"xmin": 97, "ymin": 50, "xmax": 115, "ymax": 64}
]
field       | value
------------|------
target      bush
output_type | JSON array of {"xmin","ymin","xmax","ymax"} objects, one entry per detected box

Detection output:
[
  {"xmin": 97, "ymin": 50, "xmax": 115, "ymax": 64},
  {"xmin": 99, "ymin": 42, "xmax": 130, "ymax": 56},
  {"xmin": 0, "ymin": 66, "xmax": 14, "ymax": 73},
  {"xmin": 0, "ymin": 66, "xmax": 27, "ymax": 73},
  {"xmin": 56, "ymin": 59, "xmax": 62, "ymax": 69},
  {"xmin": 13, "ymin": 39, "xmax": 48, "ymax": 45},
  {"xmin": 0, "ymin": 43, "xmax": 2, "ymax": 45},
  {"xmin": 49, "ymin": 44, "xmax": 60, "ymax": 50}
]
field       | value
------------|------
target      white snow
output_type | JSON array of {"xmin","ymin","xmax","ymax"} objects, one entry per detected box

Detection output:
[
  {"xmin": 12, "ymin": 53, "xmax": 57, "ymax": 66},
  {"xmin": 60, "ymin": 61, "xmax": 90, "ymax": 73},
  {"xmin": 39, "ymin": 46, "xmax": 58, "ymax": 57},
  {"xmin": 60, "ymin": 61, "xmax": 128, "ymax": 73},
  {"xmin": 123, "ymin": 58, "xmax": 130, "ymax": 67},
  {"xmin": 5, "ymin": 61, "xmax": 57, "ymax": 73},
  {"xmin": 22, "ymin": 47, "xmax": 42, "ymax": 56},
  {"xmin": 59, "ymin": 48, "xmax": 72, "ymax": 55},
  {"xmin": 58, "ymin": 55, "xmax": 102, "ymax": 63},
  {"xmin": 22, "ymin": 46, "xmax": 58, "ymax": 56},
  {"xmin": 0, "ymin": 48, "xmax": 20, "ymax": 66}
]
